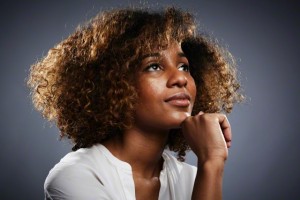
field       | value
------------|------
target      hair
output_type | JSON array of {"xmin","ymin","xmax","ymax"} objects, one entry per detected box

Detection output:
[{"xmin": 27, "ymin": 7, "xmax": 243, "ymax": 161}]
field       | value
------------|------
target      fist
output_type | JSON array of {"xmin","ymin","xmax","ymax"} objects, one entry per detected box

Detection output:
[{"xmin": 181, "ymin": 112, "xmax": 232, "ymax": 164}]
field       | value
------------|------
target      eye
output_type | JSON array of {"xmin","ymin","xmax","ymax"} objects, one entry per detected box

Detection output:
[
  {"xmin": 145, "ymin": 63, "xmax": 162, "ymax": 72},
  {"xmin": 178, "ymin": 64, "xmax": 190, "ymax": 72}
]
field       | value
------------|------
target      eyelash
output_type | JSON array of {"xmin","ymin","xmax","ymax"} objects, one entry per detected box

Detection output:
[
  {"xmin": 145, "ymin": 63, "xmax": 190, "ymax": 72},
  {"xmin": 145, "ymin": 63, "xmax": 161, "ymax": 71},
  {"xmin": 178, "ymin": 64, "xmax": 190, "ymax": 72}
]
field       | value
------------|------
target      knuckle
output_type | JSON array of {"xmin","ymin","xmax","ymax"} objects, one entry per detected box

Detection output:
[
  {"xmin": 181, "ymin": 116, "xmax": 193, "ymax": 126},
  {"xmin": 199, "ymin": 113, "xmax": 209, "ymax": 120}
]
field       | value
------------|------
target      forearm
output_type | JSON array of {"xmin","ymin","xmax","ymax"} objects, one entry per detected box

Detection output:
[{"xmin": 192, "ymin": 159, "xmax": 225, "ymax": 200}]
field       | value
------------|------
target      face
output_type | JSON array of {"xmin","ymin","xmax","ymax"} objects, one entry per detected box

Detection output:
[{"xmin": 134, "ymin": 42, "xmax": 196, "ymax": 131}]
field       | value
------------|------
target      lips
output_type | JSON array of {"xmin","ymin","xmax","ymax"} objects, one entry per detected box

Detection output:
[{"xmin": 164, "ymin": 92, "xmax": 191, "ymax": 107}]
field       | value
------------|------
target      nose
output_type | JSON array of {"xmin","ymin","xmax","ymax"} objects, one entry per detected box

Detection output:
[{"xmin": 166, "ymin": 68, "xmax": 188, "ymax": 88}]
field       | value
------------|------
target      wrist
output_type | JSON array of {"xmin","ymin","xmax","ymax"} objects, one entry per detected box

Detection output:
[
  {"xmin": 197, "ymin": 159, "xmax": 225, "ymax": 175},
  {"xmin": 193, "ymin": 159, "xmax": 225, "ymax": 200}
]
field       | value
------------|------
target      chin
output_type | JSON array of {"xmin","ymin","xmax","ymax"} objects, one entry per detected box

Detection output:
[{"xmin": 166, "ymin": 112, "xmax": 191, "ymax": 129}]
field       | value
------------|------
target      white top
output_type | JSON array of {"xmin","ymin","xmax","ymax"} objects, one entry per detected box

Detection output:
[{"xmin": 44, "ymin": 144, "xmax": 197, "ymax": 200}]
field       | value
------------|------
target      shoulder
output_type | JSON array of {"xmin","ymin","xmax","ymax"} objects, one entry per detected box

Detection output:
[
  {"xmin": 45, "ymin": 144, "xmax": 102, "ymax": 183},
  {"xmin": 44, "ymin": 144, "xmax": 111, "ymax": 199}
]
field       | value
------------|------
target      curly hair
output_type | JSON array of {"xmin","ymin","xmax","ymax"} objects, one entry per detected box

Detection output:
[{"xmin": 27, "ymin": 7, "xmax": 243, "ymax": 161}]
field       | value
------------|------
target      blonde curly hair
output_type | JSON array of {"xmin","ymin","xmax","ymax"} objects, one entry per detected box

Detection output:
[{"xmin": 27, "ymin": 7, "xmax": 243, "ymax": 161}]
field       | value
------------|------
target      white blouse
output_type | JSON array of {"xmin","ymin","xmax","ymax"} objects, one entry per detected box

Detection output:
[{"xmin": 44, "ymin": 144, "xmax": 197, "ymax": 200}]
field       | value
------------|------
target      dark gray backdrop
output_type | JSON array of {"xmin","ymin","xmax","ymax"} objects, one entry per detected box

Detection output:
[{"xmin": 1, "ymin": 0, "xmax": 299, "ymax": 199}]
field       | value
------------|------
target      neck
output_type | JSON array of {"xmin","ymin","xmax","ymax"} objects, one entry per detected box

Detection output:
[{"xmin": 103, "ymin": 126, "xmax": 169, "ymax": 179}]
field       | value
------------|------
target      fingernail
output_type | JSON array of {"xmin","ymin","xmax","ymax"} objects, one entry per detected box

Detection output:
[{"xmin": 227, "ymin": 142, "xmax": 232, "ymax": 148}]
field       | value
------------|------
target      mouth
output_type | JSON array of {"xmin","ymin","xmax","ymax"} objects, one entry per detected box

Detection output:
[{"xmin": 164, "ymin": 92, "xmax": 191, "ymax": 107}]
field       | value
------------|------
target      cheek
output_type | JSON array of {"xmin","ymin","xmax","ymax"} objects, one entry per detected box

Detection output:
[
  {"xmin": 188, "ymin": 77, "xmax": 197, "ymax": 104},
  {"xmin": 134, "ymin": 81, "xmax": 165, "ymax": 127},
  {"xmin": 138, "ymin": 79, "xmax": 163, "ymax": 101}
]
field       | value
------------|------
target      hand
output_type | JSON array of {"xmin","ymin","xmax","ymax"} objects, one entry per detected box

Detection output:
[{"xmin": 181, "ymin": 111, "xmax": 232, "ymax": 165}]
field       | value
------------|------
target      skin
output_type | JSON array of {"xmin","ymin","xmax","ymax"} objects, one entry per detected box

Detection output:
[{"xmin": 103, "ymin": 42, "xmax": 231, "ymax": 200}]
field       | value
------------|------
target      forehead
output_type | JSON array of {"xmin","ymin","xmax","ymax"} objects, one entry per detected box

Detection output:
[
  {"xmin": 140, "ymin": 41, "xmax": 184, "ymax": 58},
  {"xmin": 161, "ymin": 42, "xmax": 184, "ymax": 55}
]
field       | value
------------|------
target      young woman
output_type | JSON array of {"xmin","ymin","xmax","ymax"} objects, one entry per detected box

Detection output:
[{"xmin": 28, "ymin": 7, "xmax": 242, "ymax": 200}]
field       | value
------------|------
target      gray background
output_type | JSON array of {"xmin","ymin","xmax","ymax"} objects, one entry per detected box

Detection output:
[{"xmin": 1, "ymin": 0, "xmax": 299, "ymax": 199}]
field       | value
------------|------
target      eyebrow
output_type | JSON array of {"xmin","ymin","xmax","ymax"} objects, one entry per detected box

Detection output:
[{"xmin": 141, "ymin": 52, "xmax": 187, "ymax": 60}]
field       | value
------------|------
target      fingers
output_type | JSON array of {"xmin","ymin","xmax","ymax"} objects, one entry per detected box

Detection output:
[
  {"xmin": 217, "ymin": 114, "xmax": 232, "ymax": 148},
  {"xmin": 198, "ymin": 111, "xmax": 232, "ymax": 148}
]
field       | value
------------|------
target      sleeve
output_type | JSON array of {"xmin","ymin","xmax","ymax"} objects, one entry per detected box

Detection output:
[{"xmin": 44, "ymin": 164, "xmax": 112, "ymax": 200}]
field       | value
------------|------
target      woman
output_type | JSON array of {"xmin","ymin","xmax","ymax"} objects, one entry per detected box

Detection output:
[{"xmin": 28, "ymin": 7, "xmax": 242, "ymax": 200}]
